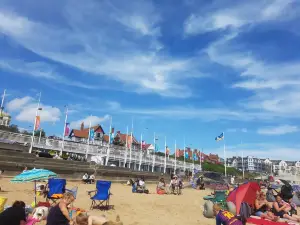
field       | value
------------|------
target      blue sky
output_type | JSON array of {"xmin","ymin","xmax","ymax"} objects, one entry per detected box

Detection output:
[{"xmin": 1, "ymin": 0, "xmax": 300, "ymax": 160}]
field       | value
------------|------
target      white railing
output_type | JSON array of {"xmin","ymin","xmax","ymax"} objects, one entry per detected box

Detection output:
[{"xmin": 0, "ymin": 130, "xmax": 197, "ymax": 171}]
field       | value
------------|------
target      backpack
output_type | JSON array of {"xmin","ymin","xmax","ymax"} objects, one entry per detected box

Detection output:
[{"xmin": 238, "ymin": 202, "xmax": 252, "ymax": 225}]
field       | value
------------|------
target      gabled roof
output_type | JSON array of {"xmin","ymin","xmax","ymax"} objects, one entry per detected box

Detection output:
[
  {"xmin": 69, "ymin": 124, "xmax": 105, "ymax": 138},
  {"xmin": 115, "ymin": 132, "xmax": 139, "ymax": 144}
]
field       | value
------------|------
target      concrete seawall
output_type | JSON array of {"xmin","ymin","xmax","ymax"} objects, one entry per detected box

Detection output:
[{"xmin": 0, "ymin": 148, "xmax": 166, "ymax": 182}]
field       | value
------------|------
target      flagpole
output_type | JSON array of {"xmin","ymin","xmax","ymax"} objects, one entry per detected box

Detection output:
[
  {"xmin": 60, "ymin": 106, "xmax": 68, "ymax": 156},
  {"xmin": 129, "ymin": 118, "xmax": 133, "ymax": 169},
  {"xmin": 183, "ymin": 137, "xmax": 186, "ymax": 172},
  {"xmin": 174, "ymin": 140, "xmax": 177, "ymax": 172},
  {"xmin": 124, "ymin": 126, "xmax": 129, "ymax": 168},
  {"xmin": 242, "ymin": 150, "xmax": 244, "ymax": 180},
  {"xmin": 85, "ymin": 116, "xmax": 92, "ymax": 159},
  {"xmin": 200, "ymin": 148, "xmax": 202, "ymax": 171},
  {"xmin": 0, "ymin": 89, "xmax": 6, "ymax": 118},
  {"xmin": 105, "ymin": 116, "xmax": 112, "ymax": 166},
  {"xmin": 29, "ymin": 92, "xmax": 41, "ymax": 154},
  {"xmin": 138, "ymin": 133, "xmax": 143, "ymax": 171},
  {"xmin": 164, "ymin": 136, "xmax": 167, "ymax": 174},
  {"xmin": 152, "ymin": 132, "xmax": 156, "ymax": 172},
  {"xmin": 241, "ymin": 140, "xmax": 244, "ymax": 179},
  {"xmin": 224, "ymin": 132, "xmax": 227, "ymax": 177}
]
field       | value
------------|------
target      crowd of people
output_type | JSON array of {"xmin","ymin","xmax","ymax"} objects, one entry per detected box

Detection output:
[
  {"xmin": 254, "ymin": 190, "xmax": 300, "ymax": 222},
  {"xmin": 0, "ymin": 192, "xmax": 122, "ymax": 225}
]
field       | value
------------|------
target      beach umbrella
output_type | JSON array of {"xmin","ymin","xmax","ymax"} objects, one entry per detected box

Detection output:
[
  {"xmin": 227, "ymin": 182, "xmax": 260, "ymax": 214},
  {"xmin": 11, "ymin": 168, "xmax": 57, "ymax": 205}
]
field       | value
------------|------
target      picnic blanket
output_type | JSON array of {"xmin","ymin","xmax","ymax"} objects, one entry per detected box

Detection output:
[{"xmin": 247, "ymin": 217, "xmax": 298, "ymax": 225}]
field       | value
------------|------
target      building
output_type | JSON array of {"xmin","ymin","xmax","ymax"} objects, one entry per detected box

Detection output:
[
  {"xmin": 204, "ymin": 154, "xmax": 220, "ymax": 164},
  {"xmin": 112, "ymin": 131, "xmax": 139, "ymax": 149},
  {"xmin": 0, "ymin": 112, "xmax": 11, "ymax": 127},
  {"xmin": 226, "ymin": 156, "xmax": 263, "ymax": 172},
  {"xmin": 69, "ymin": 123, "xmax": 105, "ymax": 143},
  {"xmin": 272, "ymin": 160, "xmax": 300, "ymax": 175}
]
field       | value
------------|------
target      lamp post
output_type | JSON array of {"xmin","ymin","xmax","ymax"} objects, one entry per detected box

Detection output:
[{"xmin": 139, "ymin": 128, "xmax": 148, "ymax": 171}]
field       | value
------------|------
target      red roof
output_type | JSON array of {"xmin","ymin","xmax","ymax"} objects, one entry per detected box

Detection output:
[
  {"xmin": 115, "ymin": 131, "xmax": 138, "ymax": 144},
  {"xmin": 70, "ymin": 125, "xmax": 104, "ymax": 138}
]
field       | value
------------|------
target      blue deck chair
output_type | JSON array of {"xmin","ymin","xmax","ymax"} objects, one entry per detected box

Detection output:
[
  {"xmin": 88, "ymin": 180, "xmax": 112, "ymax": 210},
  {"xmin": 46, "ymin": 178, "xmax": 66, "ymax": 204}
]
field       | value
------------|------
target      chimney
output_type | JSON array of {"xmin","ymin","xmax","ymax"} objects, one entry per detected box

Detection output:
[{"xmin": 80, "ymin": 122, "xmax": 84, "ymax": 131}]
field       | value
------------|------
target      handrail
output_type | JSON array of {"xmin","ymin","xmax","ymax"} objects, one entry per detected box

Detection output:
[{"xmin": 0, "ymin": 130, "xmax": 197, "ymax": 170}]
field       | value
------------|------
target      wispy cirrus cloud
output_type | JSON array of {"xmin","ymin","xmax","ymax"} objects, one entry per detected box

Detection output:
[
  {"xmin": 257, "ymin": 125, "xmax": 299, "ymax": 135},
  {"xmin": 184, "ymin": 0, "xmax": 297, "ymax": 35},
  {"xmin": 0, "ymin": 60, "xmax": 98, "ymax": 89},
  {"xmin": 0, "ymin": 0, "xmax": 203, "ymax": 98}
]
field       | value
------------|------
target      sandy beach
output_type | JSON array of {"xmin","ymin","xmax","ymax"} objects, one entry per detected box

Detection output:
[{"xmin": 0, "ymin": 178, "xmax": 215, "ymax": 225}]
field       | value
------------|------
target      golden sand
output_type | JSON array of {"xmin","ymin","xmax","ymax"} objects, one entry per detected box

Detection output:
[{"xmin": 0, "ymin": 178, "xmax": 216, "ymax": 225}]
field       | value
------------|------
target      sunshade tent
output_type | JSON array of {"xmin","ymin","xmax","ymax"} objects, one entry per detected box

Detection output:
[
  {"xmin": 11, "ymin": 168, "xmax": 57, "ymax": 205},
  {"xmin": 227, "ymin": 182, "xmax": 260, "ymax": 214}
]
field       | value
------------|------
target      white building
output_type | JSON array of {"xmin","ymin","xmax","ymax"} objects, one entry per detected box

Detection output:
[{"xmin": 0, "ymin": 112, "xmax": 11, "ymax": 127}]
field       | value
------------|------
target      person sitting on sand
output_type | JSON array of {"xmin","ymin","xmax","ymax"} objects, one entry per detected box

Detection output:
[
  {"xmin": 46, "ymin": 192, "xmax": 75, "ymax": 225},
  {"xmin": 74, "ymin": 212, "xmax": 123, "ymax": 225},
  {"xmin": 0, "ymin": 200, "xmax": 26, "ymax": 225},
  {"xmin": 82, "ymin": 173, "xmax": 89, "ymax": 184},
  {"xmin": 157, "ymin": 178, "xmax": 167, "ymax": 195},
  {"xmin": 273, "ymin": 194, "xmax": 300, "ymax": 222},
  {"xmin": 213, "ymin": 204, "xmax": 242, "ymax": 225},
  {"xmin": 89, "ymin": 174, "xmax": 95, "ymax": 184},
  {"xmin": 254, "ymin": 191, "xmax": 278, "ymax": 221},
  {"xmin": 138, "ymin": 178, "xmax": 146, "ymax": 191}
]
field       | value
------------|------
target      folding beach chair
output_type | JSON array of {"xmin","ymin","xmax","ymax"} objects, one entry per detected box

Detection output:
[
  {"xmin": 46, "ymin": 178, "xmax": 66, "ymax": 205},
  {"xmin": 88, "ymin": 180, "xmax": 112, "ymax": 210}
]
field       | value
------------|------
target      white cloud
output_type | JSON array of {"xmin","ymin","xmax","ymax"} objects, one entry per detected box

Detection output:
[
  {"xmin": 227, "ymin": 128, "xmax": 247, "ymax": 133},
  {"xmin": 0, "ymin": 60, "xmax": 98, "ymax": 89},
  {"xmin": 6, "ymin": 96, "xmax": 61, "ymax": 123},
  {"xmin": 210, "ymin": 142, "xmax": 300, "ymax": 161},
  {"xmin": 184, "ymin": 0, "xmax": 297, "ymax": 35},
  {"xmin": 6, "ymin": 96, "xmax": 33, "ymax": 111},
  {"xmin": 70, "ymin": 115, "xmax": 110, "ymax": 129},
  {"xmin": 257, "ymin": 125, "xmax": 298, "ymax": 135},
  {"xmin": 0, "ymin": 1, "xmax": 202, "ymax": 98}
]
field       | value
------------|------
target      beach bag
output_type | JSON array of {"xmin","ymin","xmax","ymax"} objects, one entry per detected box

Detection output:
[{"xmin": 239, "ymin": 202, "xmax": 252, "ymax": 225}]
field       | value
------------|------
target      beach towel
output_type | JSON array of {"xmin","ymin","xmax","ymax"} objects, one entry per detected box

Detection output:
[
  {"xmin": 26, "ymin": 216, "xmax": 40, "ymax": 225},
  {"xmin": 247, "ymin": 217, "xmax": 294, "ymax": 225}
]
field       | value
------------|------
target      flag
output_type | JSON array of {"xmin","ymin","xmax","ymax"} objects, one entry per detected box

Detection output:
[
  {"xmin": 142, "ymin": 141, "xmax": 146, "ymax": 150},
  {"xmin": 215, "ymin": 132, "xmax": 224, "ymax": 141},
  {"xmin": 185, "ymin": 151, "xmax": 189, "ymax": 159},
  {"xmin": 155, "ymin": 143, "xmax": 159, "ymax": 152},
  {"xmin": 166, "ymin": 146, "xmax": 170, "ymax": 156},
  {"xmin": 127, "ymin": 136, "xmax": 132, "ymax": 148},
  {"xmin": 110, "ymin": 133, "xmax": 114, "ymax": 144},
  {"xmin": 35, "ymin": 116, "xmax": 40, "ymax": 131},
  {"xmin": 64, "ymin": 123, "xmax": 70, "ymax": 136},
  {"xmin": 193, "ymin": 152, "xmax": 198, "ymax": 161},
  {"xmin": 89, "ymin": 129, "xmax": 95, "ymax": 140},
  {"xmin": 176, "ymin": 149, "xmax": 180, "ymax": 158}
]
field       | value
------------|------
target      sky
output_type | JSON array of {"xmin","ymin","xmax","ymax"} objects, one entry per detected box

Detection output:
[{"xmin": 1, "ymin": 0, "xmax": 300, "ymax": 160}]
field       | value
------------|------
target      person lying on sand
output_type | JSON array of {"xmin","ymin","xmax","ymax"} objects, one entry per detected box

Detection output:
[
  {"xmin": 74, "ymin": 213, "xmax": 123, "ymax": 225},
  {"xmin": 213, "ymin": 204, "xmax": 242, "ymax": 225}
]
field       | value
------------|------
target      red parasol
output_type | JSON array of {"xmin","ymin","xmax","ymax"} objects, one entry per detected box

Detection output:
[{"xmin": 227, "ymin": 182, "xmax": 260, "ymax": 214}]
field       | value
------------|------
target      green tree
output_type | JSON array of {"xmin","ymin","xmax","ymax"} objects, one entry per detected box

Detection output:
[
  {"xmin": 34, "ymin": 129, "xmax": 46, "ymax": 137},
  {"xmin": 0, "ymin": 124, "xmax": 19, "ymax": 133}
]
